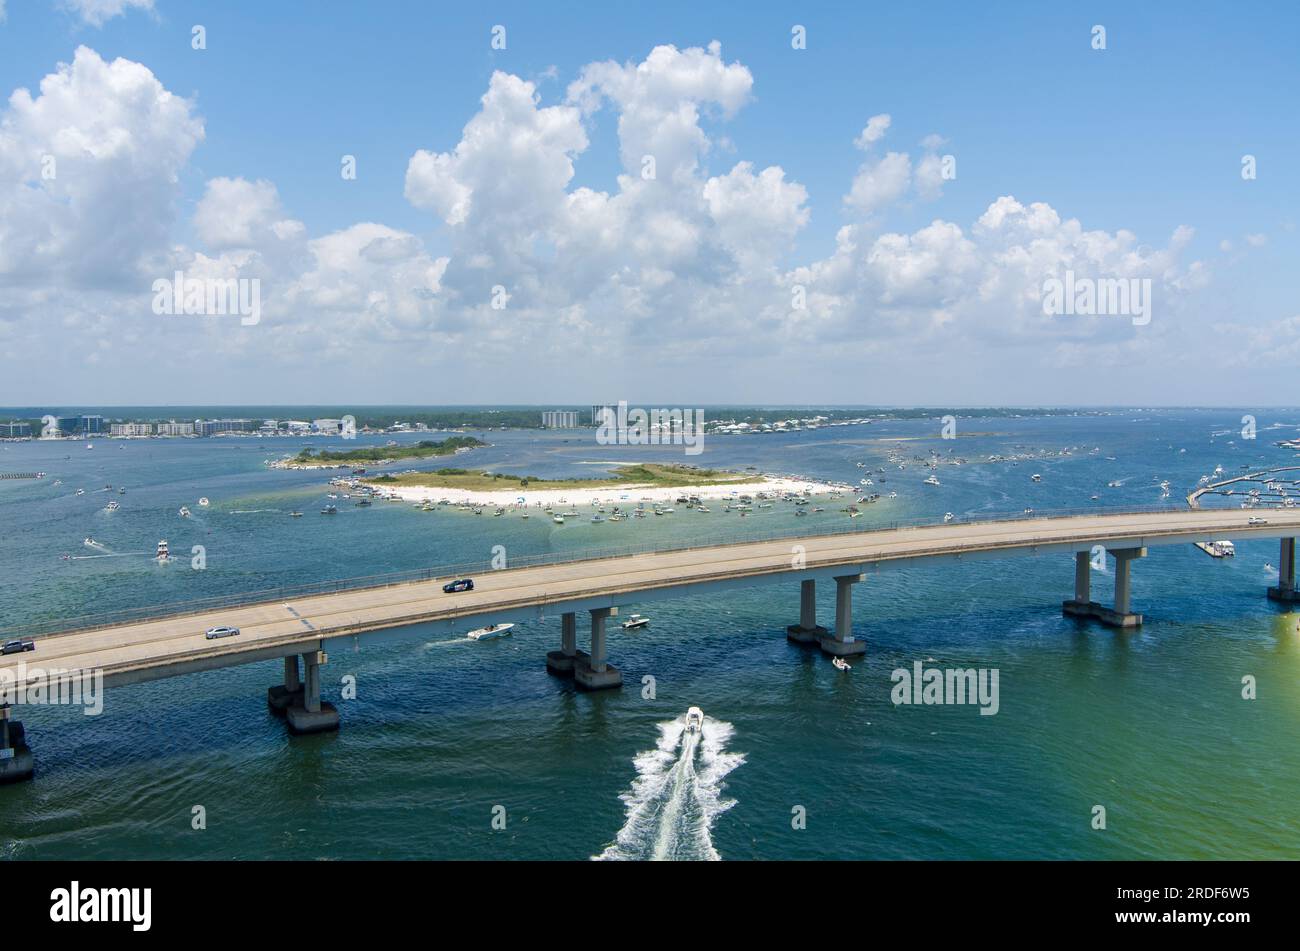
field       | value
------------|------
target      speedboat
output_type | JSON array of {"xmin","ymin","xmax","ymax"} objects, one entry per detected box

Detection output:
[
  {"xmin": 684, "ymin": 707, "xmax": 704, "ymax": 735},
  {"xmin": 321, "ymin": 504, "xmax": 338, "ymax": 514},
  {"xmin": 553, "ymin": 515, "xmax": 564, "ymax": 524},
  {"xmin": 156, "ymin": 539, "xmax": 171, "ymax": 562},
  {"xmin": 178, "ymin": 506, "xmax": 191, "ymax": 517},
  {"xmin": 832, "ymin": 656, "xmax": 850, "ymax": 671},
  {"xmin": 466, "ymin": 622, "xmax": 515, "ymax": 641},
  {"xmin": 923, "ymin": 475, "xmax": 941, "ymax": 486},
  {"xmin": 290, "ymin": 511, "xmax": 303, "ymax": 518},
  {"xmin": 105, "ymin": 501, "xmax": 119, "ymax": 512},
  {"xmin": 198, "ymin": 497, "xmax": 210, "ymax": 507},
  {"xmin": 622, "ymin": 614, "xmax": 649, "ymax": 630}
]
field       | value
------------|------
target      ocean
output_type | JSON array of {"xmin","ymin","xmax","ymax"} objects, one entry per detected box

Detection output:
[{"xmin": 2, "ymin": 408, "xmax": 1299, "ymax": 860}]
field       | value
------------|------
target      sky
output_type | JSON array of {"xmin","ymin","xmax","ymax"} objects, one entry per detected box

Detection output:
[{"xmin": 0, "ymin": 0, "xmax": 1296, "ymax": 407}]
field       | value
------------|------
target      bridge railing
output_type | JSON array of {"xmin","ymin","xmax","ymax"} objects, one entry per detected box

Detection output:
[{"xmin": 2, "ymin": 502, "xmax": 1217, "ymax": 640}]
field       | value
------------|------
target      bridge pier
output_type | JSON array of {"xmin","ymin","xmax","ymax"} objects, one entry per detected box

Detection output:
[
  {"xmin": 1267, "ymin": 538, "xmax": 1300, "ymax": 603},
  {"xmin": 1063, "ymin": 547, "xmax": 1145, "ymax": 628},
  {"xmin": 819, "ymin": 574, "xmax": 867, "ymax": 657},
  {"xmin": 574, "ymin": 608, "xmax": 622, "ymax": 691},
  {"xmin": 546, "ymin": 612, "xmax": 579, "ymax": 676},
  {"xmin": 0, "ymin": 703, "xmax": 34, "ymax": 785},
  {"xmin": 786, "ymin": 579, "xmax": 829, "ymax": 644},
  {"xmin": 285, "ymin": 650, "xmax": 339, "ymax": 735},
  {"xmin": 267, "ymin": 654, "xmax": 304, "ymax": 713}
]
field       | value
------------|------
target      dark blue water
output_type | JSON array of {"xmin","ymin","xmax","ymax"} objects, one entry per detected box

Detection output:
[{"xmin": 2, "ymin": 408, "xmax": 1299, "ymax": 859}]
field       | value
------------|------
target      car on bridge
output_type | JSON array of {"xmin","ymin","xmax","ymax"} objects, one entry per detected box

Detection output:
[
  {"xmin": 1, "ymin": 638, "xmax": 35, "ymax": 655},
  {"xmin": 1249, "ymin": 516, "xmax": 1269, "ymax": 526},
  {"xmin": 205, "ymin": 626, "xmax": 241, "ymax": 640},
  {"xmin": 442, "ymin": 579, "xmax": 474, "ymax": 593}
]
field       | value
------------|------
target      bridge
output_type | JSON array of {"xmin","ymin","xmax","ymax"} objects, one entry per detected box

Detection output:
[{"xmin": 3, "ymin": 507, "xmax": 1300, "ymax": 783}]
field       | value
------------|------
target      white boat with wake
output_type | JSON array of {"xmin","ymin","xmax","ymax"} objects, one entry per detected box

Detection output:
[
  {"xmin": 684, "ymin": 706, "xmax": 704, "ymax": 736},
  {"xmin": 466, "ymin": 622, "xmax": 515, "ymax": 641},
  {"xmin": 621, "ymin": 613, "xmax": 649, "ymax": 630}
]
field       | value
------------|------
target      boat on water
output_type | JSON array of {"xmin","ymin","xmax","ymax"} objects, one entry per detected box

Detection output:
[
  {"xmin": 290, "ymin": 511, "xmax": 303, "ymax": 518},
  {"xmin": 178, "ymin": 506, "xmax": 191, "ymax": 517},
  {"xmin": 118, "ymin": 487, "xmax": 126, "ymax": 495},
  {"xmin": 321, "ymin": 504, "xmax": 338, "ymax": 514},
  {"xmin": 923, "ymin": 475, "xmax": 941, "ymax": 486},
  {"xmin": 466, "ymin": 622, "xmax": 515, "ymax": 641},
  {"xmin": 198, "ymin": 497, "xmax": 210, "ymax": 507},
  {"xmin": 622, "ymin": 613, "xmax": 649, "ymax": 630},
  {"xmin": 156, "ymin": 539, "xmax": 170, "ymax": 562},
  {"xmin": 105, "ymin": 500, "xmax": 119, "ymax": 512},
  {"xmin": 553, "ymin": 515, "xmax": 565, "ymax": 524},
  {"xmin": 1031, "ymin": 474, "xmax": 1042, "ymax": 482},
  {"xmin": 832, "ymin": 656, "xmax": 851, "ymax": 671},
  {"xmin": 684, "ymin": 706, "xmax": 704, "ymax": 735},
  {"xmin": 76, "ymin": 488, "xmax": 84, "ymax": 495},
  {"xmin": 944, "ymin": 512, "xmax": 955, "ymax": 523}
]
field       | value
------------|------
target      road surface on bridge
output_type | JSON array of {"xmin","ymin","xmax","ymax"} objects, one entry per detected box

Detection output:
[{"xmin": 4, "ymin": 508, "xmax": 1297, "ymax": 689}]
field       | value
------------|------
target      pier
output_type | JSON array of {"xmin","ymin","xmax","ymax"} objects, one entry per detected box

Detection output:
[{"xmin": 4, "ymin": 507, "xmax": 1300, "ymax": 782}]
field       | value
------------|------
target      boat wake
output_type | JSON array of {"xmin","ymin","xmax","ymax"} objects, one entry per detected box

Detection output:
[{"xmin": 594, "ymin": 713, "xmax": 743, "ymax": 861}]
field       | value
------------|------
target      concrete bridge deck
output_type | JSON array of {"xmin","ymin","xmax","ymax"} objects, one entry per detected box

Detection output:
[{"xmin": 5, "ymin": 507, "xmax": 1300, "ymax": 690}]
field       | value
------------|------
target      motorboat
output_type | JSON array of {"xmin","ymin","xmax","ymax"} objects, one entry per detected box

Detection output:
[
  {"xmin": 466, "ymin": 622, "xmax": 515, "ymax": 641},
  {"xmin": 198, "ymin": 497, "xmax": 210, "ymax": 507},
  {"xmin": 321, "ymin": 504, "xmax": 338, "ymax": 514},
  {"xmin": 621, "ymin": 614, "xmax": 649, "ymax": 630},
  {"xmin": 553, "ymin": 515, "xmax": 565, "ymax": 524},
  {"xmin": 156, "ymin": 539, "xmax": 171, "ymax": 562},
  {"xmin": 923, "ymin": 475, "xmax": 941, "ymax": 486},
  {"xmin": 832, "ymin": 656, "xmax": 851, "ymax": 671},
  {"xmin": 105, "ymin": 501, "xmax": 120, "ymax": 512},
  {"xmin": 684, "ymin": 706, "xmax": 704, "ymax": 735},
  {"xmin": 178, "ymin": 506, "xmax": 191, "ymax": 517},
  {"xmin": 290, "ymin": 511, "xmax": 303, "ymax": 518}
]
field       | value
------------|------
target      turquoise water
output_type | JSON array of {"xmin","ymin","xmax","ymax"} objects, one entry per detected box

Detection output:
[{"xmin": 2, "ymin": 409, "xmax": 1300, "ymax": 859}]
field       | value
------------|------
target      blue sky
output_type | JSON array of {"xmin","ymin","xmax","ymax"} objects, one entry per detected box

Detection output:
[{"xmin": 0, "ymin": 1, "xmax": 1296, "ymax": 405}]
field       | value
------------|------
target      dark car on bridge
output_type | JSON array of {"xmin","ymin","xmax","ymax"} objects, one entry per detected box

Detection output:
[
  {"xmin": 442, "ymin": 579, "xmax": 474, "ymax": 593},
  {"xmin": 2, "ymin": 638, "xmax": 35, "ymax": 655}
]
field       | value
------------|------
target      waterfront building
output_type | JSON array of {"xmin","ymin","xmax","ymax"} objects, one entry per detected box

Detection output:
[
  {"xmin": 110, "ymin": 423, "xmax": 154, "ymax": 436},
  {"xmin": 156, "ymin": 421, "xmax": 195, "ymax": 436},
  {"xmin": 195, "ymin": 418, "xmax": 256, "ymax": 437},
  {"xmin": 542, "ymin": 410, "xmax": 579, "ymax": 429}
]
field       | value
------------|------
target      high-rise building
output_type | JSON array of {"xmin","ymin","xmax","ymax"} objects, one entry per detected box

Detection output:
[
  {"xmin": 541, "ymin": 410, "xmax": 579, "ymax": 428},
  {"xmin": 156, "ymin": 421, "xmax": 195, "ymax": 436},
  {"xmin": 110, "ymin": 423, "xmax": 153, "ymax": 436},
  {"xmin": 195, "ymin": 418, "xmax": 256, "ymax": 437}
]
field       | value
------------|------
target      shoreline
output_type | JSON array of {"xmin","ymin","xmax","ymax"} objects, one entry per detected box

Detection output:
[{"xmin": 365, "ymin": 475, "xmax": 848, "ymax": 508}]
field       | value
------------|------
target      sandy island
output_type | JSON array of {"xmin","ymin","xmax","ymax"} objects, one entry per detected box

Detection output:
[{"xmin": 369, "ymin": 476, "xmax": 847, "ymax": 508}]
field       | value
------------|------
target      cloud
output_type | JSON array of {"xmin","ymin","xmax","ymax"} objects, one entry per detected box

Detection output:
[
  {"xmin": 854, "ymin": 114, "xmax": 891, "ymax": 150},
  {"xmin": 59, "ymin": 0, "xmax": 155, "ymax": 27},
  {"xmin": 0, "ymin": 41, "xmax": 1228, "ymax": 403},
  {"xmin": 0, "ymin": 46, "xmax": 203, "ymax": 290}
]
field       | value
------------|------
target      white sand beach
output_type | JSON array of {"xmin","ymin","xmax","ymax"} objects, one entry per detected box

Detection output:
[{"xmin": 369, "ymin": 476, "xmax": 847, "ymax": 508}]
